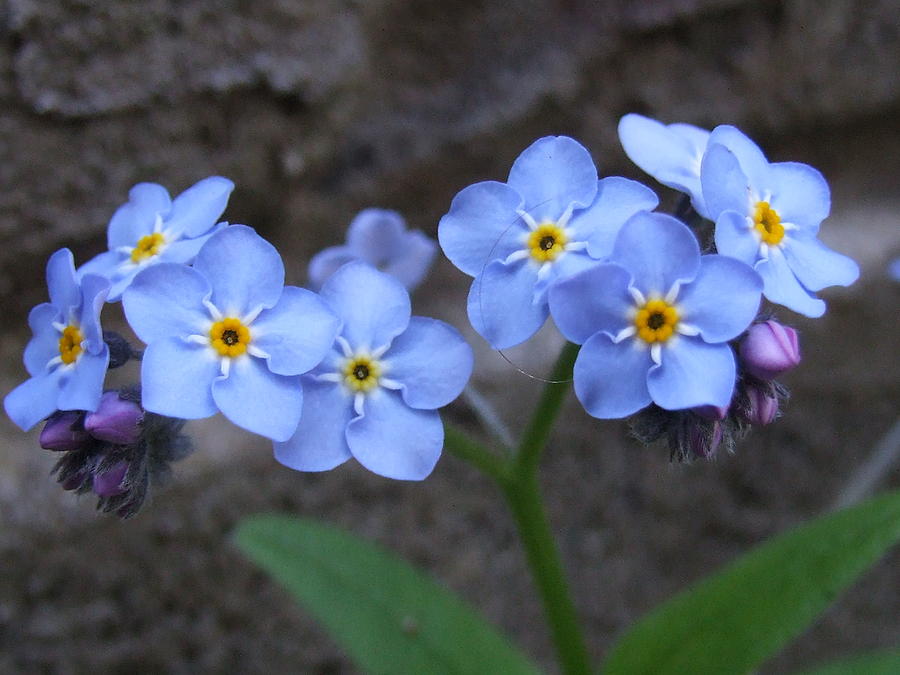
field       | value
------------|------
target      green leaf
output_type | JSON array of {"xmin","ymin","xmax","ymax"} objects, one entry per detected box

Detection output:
[
  {"xmin": 602, "ymin": 490, "xmax": 900, "ymax": 675},
  {"xmin": 234, "ymin": 514, "xmax": 541, "ymax": 675},
  {"xmin": 794, "ymin": 649, "xmax": 900, "ymax": 675}
]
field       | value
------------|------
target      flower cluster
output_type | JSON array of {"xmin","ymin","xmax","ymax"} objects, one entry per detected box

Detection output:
[
  {"xmin": 5, "ymin": 182, "xmax": 469, "ymax": 517},
  {"xmin": 4, "ymin": 114, "xmax": 860, "ymax": 518},
  {"xmin": 440, "ymin": 120, "xmax": 857, "ymax": 460}
]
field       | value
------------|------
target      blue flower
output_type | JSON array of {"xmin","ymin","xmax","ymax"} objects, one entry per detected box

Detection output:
[
  {"xmin": 439, "ymin": 136, "xmax": 658, "ymax": 349},
  {"xmin": 701, "ymin": 125, "xmax": 859, "ymax": 317},
  {"xmin": 79, "ymin": 177, "xmax": 234, "ymax": 300},
  {"xmin": 308, "ymin": 208, "xmax": 437, "ymax": 291},
  {"xmin": 548, "ymin": 212, "xmax": 762, "ymax": 419},
  {"xmin": 275, "ymin": 262, "xmax": 473, "ymax": 480},
  {"xmin": 4, "ymin": 249, "xmax": 110, "ymax": 430},
  {"xmin": 122, "ymin": 225, "xmax": 340, "ymax": 441},
  {"xmin": 618, "ymin": 114, "xmax": 711, "ymax": 217}
]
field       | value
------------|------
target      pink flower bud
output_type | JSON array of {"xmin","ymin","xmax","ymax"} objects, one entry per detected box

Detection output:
[
  {"xmin": 692, "ymin": 404, "xmax": 729, "ymax": 421},
  {"xmin": 743, "ymin": 385, "xmax": 779, "ymax": 425},
  {"xmin": 84, "ymin": 392, "xmax": 143, "ymax": 445},
  {"xmin": 739, "ymin": 320, "xmax": 801, "ymax": 381},
  {"xmin": 93, "ymin": 461, "xmax": 129, "ymax": 497},
  {"xmin": 39, "ymin": 411, "xmax": 90, "ymax": 451},
  {"xmin": 689, "ymin": 421, "xmax": 723, "ymax": 459}
]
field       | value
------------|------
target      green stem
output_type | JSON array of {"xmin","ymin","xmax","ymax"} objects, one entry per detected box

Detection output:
[
  {"xmin": 516, "ymin": 341, "xmax": 580, "ymax": 473},
  {"xmin": 502, "ymin": 472, "xmax": 592, "ymax": 675},
  {"xmin": 448, "ymin": 341, "xmax": 591, "ymax": 674},
  {"xmin": 443, "ymin": 423, "xmax": 509, "ymax": 484}
]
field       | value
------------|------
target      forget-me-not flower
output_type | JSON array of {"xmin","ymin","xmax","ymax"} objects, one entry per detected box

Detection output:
[
  {"xmin": 308, "ymin": 208, "xmax": 437, "ymax": 291},
  {"xmin": 618, "ymin": 113, "xmax": 711, "ymax": 217},
  {"xmin": 123, "ymin": 225, "xmax": 340, "ymax": 441},
  {"xmin": 548, "ymin": 212, "xmax": 762, "ymax": 419},
  {"xmin": 79, "ymin": 177, "xmax": 234, "ymax": 300},
  {"xmin": 275, "ymin": 262, "xmax": 473, "ymax": 480},
  {"xmin": 439, "ymin": 136, "xmax": 658, "ymax": 349},
  {"xmin": 701, "ymin": 125, "xmax": 859, "ymax": 317},
  {"xmin": 5, "ymin": 249, "xmax": 110, "ymax": 430}
]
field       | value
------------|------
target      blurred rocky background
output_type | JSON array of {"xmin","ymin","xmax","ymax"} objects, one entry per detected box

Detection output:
[{"xmin": 1, "ymin": 0, "xmax": 898, "ymax": 672}]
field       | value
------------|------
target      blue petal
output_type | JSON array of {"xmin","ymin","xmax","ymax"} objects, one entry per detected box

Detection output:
[
  {"xmin": 707, "ymin": 125, "xmax": 770, "ymax": 191},
  {"xmin": 320, "ymin": 262, "xmax": 410, "ymax": 351},
  {"xmin": 212, "ymin": 355, "xmax": 303, "ymax": 441},
  {"xmin": 107, "ymin": 183, "xmax": 171, "ymax": 249},
  {"xmin": 127, "ymin": 182, "xmax": 173, "ymax": 214},
  {"xmin": 701, "ymin": 144, "xmax": 752, "ymax": 221},
  {"xmin": 382, "ymin": 317, "xmax": 473, "ymax": 409},
  {"xmin": 123, "ymin": 263, "xmax": 211, "ymax": 343},
  {"xmin": 610, "ymin": 212, "xmax": 700, "ymax": 298},
  {"xmin": 572, "ymin": 332, "xmax": 652, "ymax": 419},
  {"xmin": 769, "ymin": 162, "xmax": 830, "ymax": 230},
  {"xmin": 274, "ymin": 378, "xmax": 354, "ymax": 472},
  {"xmin": 617, "ymin": 114, "xmax": 708, "ymax": 213},
  {"xmin": 346, "ymin": 390, "xmax": 443, "ymax": 480},
  {"xmin": 77, "ymin": 251, "xmax": 123, "ymax": 283},
  {"xmin": 308, "ymin": 246, "xmax": 358, "ymax": 290},
  {"xmin": 466, "ymin": 258, "xmax": 545, "ymax": 349},
  {"xmin": 438, "ymin": 181, "xmax": 525, "ymax": 277},
  {"xmin": 541, "ymin": 249, "xmax": 601, "ymax": 293},
  {"xmin": 507, "ymin": 136, "xmax": 598, "ymax": 221},
  {"xmin": 140, "ymin": 337, "xmax": 219, "ymax": 418},
  {"xmin": 383, "ymin": 231, "xmax": 437, "ymax": 290},
  {"xmin": 648, "ymin": 337, "xmax": 736, "ymax": 410},
  {"xmin": 755, "ymin": 249, "xmax": 826, "ymax": 318},
  {"xmin": 159, "ymin": 222, "xmax": 228, "ymax": 265},
  {"xmin": 676, "ymin": 255, "xmax": 762, "ymax": 343},
  {"xmin": 782, "ymin": 229, "xmax": 859, "ymax": 292},
  {"xmin": 78, "ymin": 274, "xmax": 110, "ymax": 353},
  {"xmin": 165, "ymin": 176, "xmax": 234, "ymax": 238},
  {"xmin": 714, "ymin": 210, "xmax": 759, "ymax": 266},
  {"xmin": 251, "ymin": 286, "xmax": 341, "ymax": 376},
  {"xmin": 577, "ymin": 176, "xmax": 659, "ymax": 258},
  {"xmin": 46, "ymin": 249, "xmax": 80, "ymax": 314},
  {"xmin": 548, "ymin": 263, "xmax": 633, "ymax": 344},
  {"xmin": 4, "ymin": 370, "xmax": 64, "ymax": 431},
  {"xmin": 24, "ymin": 304, "xmax": 62, "ymax": 376},
  {"xmin": 345, "ymin": 208, "xmax": 407, "ymax": 261},
  {"xmin": 106, "ymin": 269, "xmax": 143, "ymax": 303},
  {"xmin": 193, "ymin": 225, "xmax": 284, "ymax": 316},
  {"xmin": 58, "ymin": 348, "xmax": 109, "ymax": 412}
]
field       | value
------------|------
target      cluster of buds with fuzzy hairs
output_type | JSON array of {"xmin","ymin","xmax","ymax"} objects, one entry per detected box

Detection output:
[
  {"xmin": 41, "ymin": 386, "xmax": 191, "ymax": 519},
  {"xmin": 629, "ymin": 316, "xmax": 800, "ymax": 462}
]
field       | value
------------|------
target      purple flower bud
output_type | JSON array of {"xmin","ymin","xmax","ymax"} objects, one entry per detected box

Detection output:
[
  {"xmin": 93, "ymin": 461, "xmax": 129, "ymax": 497},
  {"xmin": 743, "ymin": 385, "xmax": 779, "ymax": 425},
  {"xmin": 692, "ymin": 404, "xmax": 729, "ymax": 421},
  {"xmin": 84, "ymin": 392, "xmax": 143, "ymax": 445},
  {"xmin": 39, "ymin": 411, "xmax": 90, "ymax": 451},
  {"xmin": 739, "ymin": 320, "xmax": 801, "ymax": 381},
  {"xmin": 689, "ymin": 421, "xmax": 723, "ymax": 459},
  {"xmin": 60, "ymin": 468, "xmax": 90, "ymax": 492}
]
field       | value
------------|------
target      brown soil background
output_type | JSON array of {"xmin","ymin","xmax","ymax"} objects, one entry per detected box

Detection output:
[{"xmin": 1, "ymin": 1, "xmax": 898, "ymax": 673}]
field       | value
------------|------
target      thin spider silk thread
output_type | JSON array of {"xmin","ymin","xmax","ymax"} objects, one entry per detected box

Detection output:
[{"xmin": 475, "ymin": 195, "xmax": 574, "ymax": 384}]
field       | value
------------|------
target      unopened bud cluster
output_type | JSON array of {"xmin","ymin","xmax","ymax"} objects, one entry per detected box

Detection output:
[
  {"xmin": 43, "ymin": 387, "xmax": 191, "ymax": 519},
  {"xmin": 631, "ymin": 317, "xmax": 799, "ymax": 462}
]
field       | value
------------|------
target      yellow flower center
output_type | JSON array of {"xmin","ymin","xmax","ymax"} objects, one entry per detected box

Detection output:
[
  {"xmin": 130, "ymin": 232, "xmax": 166, "ymax": 263},
  {"xmin": 634, "ymin": 299, "xmax": 680, "ymax": 344},
  {"xmin": 58, "ymin": 325, "xmax": 84, "ymax": 365},
  {"xmin": 527, "ymin": 223, "xmax": 567, "ymax": 262},
  {"xmin": 209, "ymin": 317, "xmax": 251, "ymax": 357},
  {"xmin": 342, "ymin": 355, "xmax": 381, "ymax": 392},
  {"xmin": 753, "ymin": 201, "xmax": 784, "ymax": 245}
]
